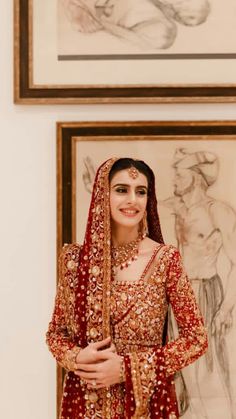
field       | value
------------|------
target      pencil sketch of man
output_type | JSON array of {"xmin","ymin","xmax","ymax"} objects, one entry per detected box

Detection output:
[
  {"xmin": 60, "ymin": 0, "xmax": 210, "ymax": 50},
  {"xmin": 161, "ymin": 148, "xmax": 236, "ymax": 419}
]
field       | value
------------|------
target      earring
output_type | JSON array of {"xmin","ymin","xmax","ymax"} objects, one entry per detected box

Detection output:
[{"xmin": 139, "ymin": 211, "xmax": 148, "ymax": 238}]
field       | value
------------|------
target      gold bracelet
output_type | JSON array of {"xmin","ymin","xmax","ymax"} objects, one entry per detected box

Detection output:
[{"xmin": 119, "ymin": 356, "xmax": 125, "ymax": 383}]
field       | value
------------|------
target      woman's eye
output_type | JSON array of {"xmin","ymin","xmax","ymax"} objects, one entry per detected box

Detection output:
[
  {"xmin": 137, "ymin": 189, "xmax": 147, "ymax": 195},
  {"xmin": 115, "ymin": 187, "xmax": 127, "ymax": 193}
]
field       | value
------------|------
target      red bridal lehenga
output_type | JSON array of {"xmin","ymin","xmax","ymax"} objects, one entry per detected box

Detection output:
[{"xmin": 46, "ymin": 158, "xmax": 208, "ymax": 419}]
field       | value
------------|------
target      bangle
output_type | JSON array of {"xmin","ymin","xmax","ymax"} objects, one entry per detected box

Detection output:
[{"xmin": 119, "ymin": 356, "xmax": 125, "ymax": 383}]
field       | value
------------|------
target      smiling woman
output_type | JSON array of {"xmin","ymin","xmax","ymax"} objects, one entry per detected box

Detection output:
[{"xmin": 46, "ymin": 157, "xmax": 208, "ymax": 418}]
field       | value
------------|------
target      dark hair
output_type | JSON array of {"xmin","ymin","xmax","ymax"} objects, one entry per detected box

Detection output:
[
  {"xmin": 109, "ymin": 158, "xmax": 153, "ymax": 191},
  {"xmin": 109, "ymin": 158, "xmax": 164, "ymax": 244}
]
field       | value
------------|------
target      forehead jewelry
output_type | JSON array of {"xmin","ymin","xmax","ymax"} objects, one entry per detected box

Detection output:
[{"xmin": 128, "ymin": 166, "xmax": 139, "ymax": 179}]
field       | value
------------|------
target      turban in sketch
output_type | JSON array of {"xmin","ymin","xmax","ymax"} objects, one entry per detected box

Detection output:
[{"xmin": 173, "ymin": 148, "xmax": 219, "ymax": 186}]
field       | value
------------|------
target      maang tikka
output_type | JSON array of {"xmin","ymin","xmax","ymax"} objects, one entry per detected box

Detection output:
[{"xmin": 128, "ymin": 166, "xmax": 139, "ymax": 179}]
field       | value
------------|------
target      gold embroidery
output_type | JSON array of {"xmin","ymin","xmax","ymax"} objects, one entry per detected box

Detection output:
[
  {"xmin": 130, "ymin": 352, "xmax": 145, "ymax": 418},
  {"xmin": 91, "ymin": 265, "xmax": 100, "ymax": 276},
  {"xmin": 84, "ymin": 158, "xmax": 117, "ymax": 419}
]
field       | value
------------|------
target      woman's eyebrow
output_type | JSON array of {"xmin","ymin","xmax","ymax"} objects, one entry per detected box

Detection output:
[{"xmin": 112, "ymin": 183, "xmax": 148, "ymax": 189}]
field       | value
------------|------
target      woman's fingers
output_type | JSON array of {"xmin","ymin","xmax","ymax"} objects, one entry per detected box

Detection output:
[
  {"xmin": 87, "ymin": 383, "xmax": 106, "ymax": 389},
  {"xmin": 75, "ymin": 371, "xmax": 99, "ymax": 380},
  {"xmin": 93, "ymin": 336, "xmax": 111, "ymax": 350},
  {"xmin": 76, "ymin": 363, "xmax": 98, "ymax": 372},
  {"xmin": 95, "ymin": 349, "xmax": 113, "ymax": 361}
]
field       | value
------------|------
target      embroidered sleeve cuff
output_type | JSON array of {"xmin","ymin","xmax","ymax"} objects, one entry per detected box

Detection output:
[{"xmin": 61, "ymin": 346, "xmax": 81, "ymax": 371}]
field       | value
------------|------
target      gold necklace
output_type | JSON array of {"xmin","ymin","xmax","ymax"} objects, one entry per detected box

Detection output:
[{"xmin": 111, "ymin": 233, "xmax": 145, "ymax": 271}]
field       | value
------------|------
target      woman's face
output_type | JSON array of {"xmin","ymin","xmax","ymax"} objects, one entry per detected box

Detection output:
[{"xmin": 109, "ymin": 169, "xmax": 148, "ymax": 230}]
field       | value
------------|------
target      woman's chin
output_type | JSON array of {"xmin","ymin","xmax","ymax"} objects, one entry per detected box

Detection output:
[{"xmin": 113, "ymin": 219, "xmax": 140, "ymax": 230}]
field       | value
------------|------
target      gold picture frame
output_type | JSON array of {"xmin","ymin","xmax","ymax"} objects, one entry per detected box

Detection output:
[
  {"xmin": 56, "ymin": 120, "xmax": 236, "ymax": 418},
  {"xmin": 15, "ymin": 0, "xmax": 236, "ymax": 104}
]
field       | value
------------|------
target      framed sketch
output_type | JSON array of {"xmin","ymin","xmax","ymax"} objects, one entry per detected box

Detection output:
[
  {"xmin": 56, "ymin": 120, "xmax": 236, "ymax": 419},
  {"xmin": 15, "ymin": 0, "xmax": 236, "ymax": 104}
]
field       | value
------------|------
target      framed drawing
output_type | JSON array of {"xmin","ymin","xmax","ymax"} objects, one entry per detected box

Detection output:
[
  {"xmin": 15, "ymin": 0, "xmax": 236, "ymax": 103},
  {"xmin": 56, "ymin": 120, "xmax": 236, "ymax": 418}
]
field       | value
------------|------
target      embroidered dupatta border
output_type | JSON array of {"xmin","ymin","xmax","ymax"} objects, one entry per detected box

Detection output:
[{"xmin": 74, "ymin": 157, "xmax": 118, "ymax": 417}]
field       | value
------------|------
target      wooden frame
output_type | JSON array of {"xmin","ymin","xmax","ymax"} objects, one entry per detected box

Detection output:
[
  {"xmin": 56, "ymin": 120, "xmax": 236, "ymax": 417},
  {"xmin": 15, "ymin": 0, "xmax": 236, "ymax": 104}
]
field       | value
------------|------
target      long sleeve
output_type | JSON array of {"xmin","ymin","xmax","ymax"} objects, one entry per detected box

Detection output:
[
  {"xmin": 124, "ymin": 247, "xmax": 208, "ymax": 418},
  {"xmin": 46, "ymin": 244, "xmax": 81, "ymax": 371}
]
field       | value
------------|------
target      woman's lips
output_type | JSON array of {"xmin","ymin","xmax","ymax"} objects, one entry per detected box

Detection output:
[{"xmin": 119, "ymin": 208, "xmax": 139, "ymax": 217}]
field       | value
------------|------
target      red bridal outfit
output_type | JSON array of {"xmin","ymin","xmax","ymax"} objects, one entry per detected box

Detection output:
[{"xmin": 46, "ymin": 158, "xmax": 208, "ymax": 419}]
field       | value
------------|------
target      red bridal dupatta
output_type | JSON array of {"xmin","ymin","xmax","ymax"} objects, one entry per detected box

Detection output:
[{"xmin": 46, "ymin": 158, "xmax": 208, "ymax": 419}]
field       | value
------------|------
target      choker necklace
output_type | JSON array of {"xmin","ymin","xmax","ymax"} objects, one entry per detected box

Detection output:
[{"xmin": 111, "ymin": 233, "xmax": 145, "ymax": 271}]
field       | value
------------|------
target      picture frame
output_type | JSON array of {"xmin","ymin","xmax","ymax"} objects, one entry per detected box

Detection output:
[
  {"xmin": 15, "ymin": 0, "xmax": 236, "ymax": 104},
  {"xmin": 56, "ymin": 120, "xmax": 236, "ymax": 418}
]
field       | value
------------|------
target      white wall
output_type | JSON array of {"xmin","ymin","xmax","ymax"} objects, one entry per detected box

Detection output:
[{"xmin": 1, "ymin": 2, "xmax": 236, "ymax": 419}]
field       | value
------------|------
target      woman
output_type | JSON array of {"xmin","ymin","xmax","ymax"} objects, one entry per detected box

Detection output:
[{"xmin": 46, "ymin": 157, "xmax": 208, "ymax": 418}]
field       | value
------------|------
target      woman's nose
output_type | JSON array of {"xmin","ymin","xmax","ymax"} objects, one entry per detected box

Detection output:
[{"xmin": 126, "ymin": 190, "xmax": 136, "ymax": 204}]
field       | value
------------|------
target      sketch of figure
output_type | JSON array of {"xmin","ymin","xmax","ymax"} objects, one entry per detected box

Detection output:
[
  {"xmin": 60, "ymin": 0, "xmax": 210, "ymax": 50},
  {"xmin": 161, "ymin": 148, "xmax": 236, "ymax": 419},
  {"xmin": 82, "ymin": 157, "xmax": 96, "ymax": 193}
]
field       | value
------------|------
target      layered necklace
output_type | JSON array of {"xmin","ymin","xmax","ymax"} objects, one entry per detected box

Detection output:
[{"xmin": 111, "ymin": 233, "xmax": 145, "ymax": 272}]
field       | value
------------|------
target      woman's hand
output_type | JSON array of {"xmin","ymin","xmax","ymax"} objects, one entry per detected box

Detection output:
[
  {"xmin": 75, "ymin": 350, "xmax": 123, "ymax": 388},
  {"xmin": 75, "ymin": 336, "xmax": 115, "ymax": 364}
]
